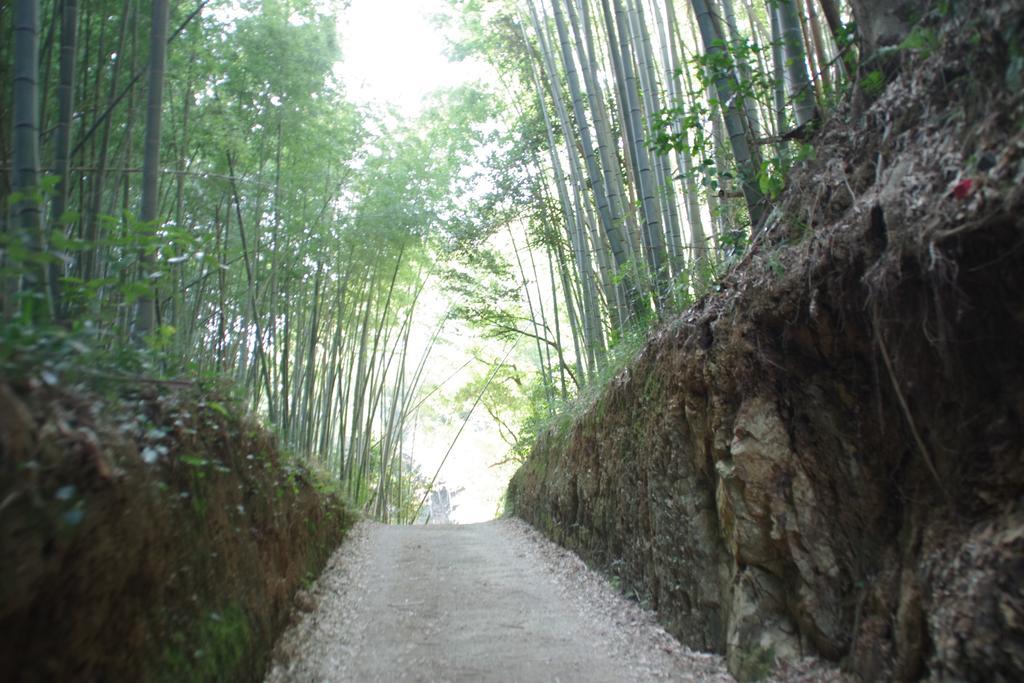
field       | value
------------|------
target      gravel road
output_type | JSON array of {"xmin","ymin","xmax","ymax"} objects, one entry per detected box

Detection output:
[
  {"xmin": 265, "ymin": 518, "xmax": 732, "ymax": 682},
  {"xmin": 266, "ymin": 518, "xmax": 847, "ymax": 682}
]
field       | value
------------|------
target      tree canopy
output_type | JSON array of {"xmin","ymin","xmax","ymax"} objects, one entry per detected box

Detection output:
[{"xmin": 2, "ymin": 0, "xmax": 891, "ymax": 520}]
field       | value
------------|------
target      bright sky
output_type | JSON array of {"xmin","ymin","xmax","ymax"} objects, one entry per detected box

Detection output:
[
  {"xmin": 336, "ymin": 0, "xmax": 489, "ymax": 117},
  {"xmin": 335, "ymin": 0, "xmax": 515, "ymax": 523}
]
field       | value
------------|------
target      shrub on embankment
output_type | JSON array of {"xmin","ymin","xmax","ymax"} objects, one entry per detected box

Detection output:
[
  {"xmin": 509, "ymin": 2, "xmax": 1024, "ymax": 681},
  {"xmin": 0, "ymin": 378, "xmax": 354, "ymax": 681}
]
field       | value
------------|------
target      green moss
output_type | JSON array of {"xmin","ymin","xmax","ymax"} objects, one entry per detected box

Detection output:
[
  {"xmin": 642, "ymin": 370, "xmax": 662, "ymax": 401},
  {"xmin": 190, "ymin": 494, "xmax": 208, "ymax": 519},
  {"xmin": 860, "ymin": 69, "xmax": 886, "ymax": 96},
  {"xmin": 185, "ymin": 469, "xmax": 209, "ymax": 519},
  {"xmin": 528, "ymin": 452, "xmax": 548, "ymax": 478},
  {"xmin": 733, "ymin": 644, "xmax": 776, "ymax": 682},
  {"xmin": 156, "ymin": 604, "xmax": 252, "ymax": 683}
]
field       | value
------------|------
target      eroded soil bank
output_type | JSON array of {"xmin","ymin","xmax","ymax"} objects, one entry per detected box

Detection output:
[
  {"xmin": 0, "ymin": 380, "xmax": 354, "ymax": 681},
  {"xmin": 509, "ymin": 2, "xmax": 1024, "ymax": 681}
]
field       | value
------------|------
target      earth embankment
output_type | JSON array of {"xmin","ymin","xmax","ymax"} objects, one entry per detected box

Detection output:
[
  {"xmin": 0, "ymin": 381, "xmax": 353, "ymax": 681},
  {"xmin": 509, "ymin": 2, "xmax": 1024, "ymax": 680}
]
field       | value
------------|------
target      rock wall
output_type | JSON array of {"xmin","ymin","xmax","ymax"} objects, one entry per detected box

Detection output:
[{"xmin": 508, "ymin": 3, "xmax": 1024, "ymax": 680}]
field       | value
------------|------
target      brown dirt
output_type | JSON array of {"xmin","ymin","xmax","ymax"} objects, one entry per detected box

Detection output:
[
  {"xmin": 0, "ymin": 379, "xmax": 355, "ymax": 682},
  {"xmin": 508, "ymin": 1, "xmax": 1024, "ymax": 681}
]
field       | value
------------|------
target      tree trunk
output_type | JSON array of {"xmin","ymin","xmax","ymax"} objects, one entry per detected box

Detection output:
[
  {"xmin": 720, "ymin": 0, "xmax": 763, "ymax": 144},
  {"xmin": 609, "ymin": 0, "xmax": 669, "ymax": 308},
  {"xmin": 526, "ymin": 4, "xmax": 606, "ymax": 372},
  {"xmin": 11, "ymin": 0, "xmax": 52, "ymax": 322},
  {"xmin": 629, "ymin": 0, "xmax": 685, "ymax": 287},
  {"xmin": 48, "ymin": 0, "xmax": 78, "ymax": 317},
  {"xmin": 545, "ymin": 0, "xmax": 634, "ymax": 320},
  {"xmin": 663, "ymin": 0, "xmax": 710, "ymax": 274},
  {"xmin": 796, "ymin": 0, "xmax": 826, "ymax": 106},
  {"xmin": 81, "ymin": 0, "xmax": 131, "ymax": 286},
  {"xmin": 574, "ymin": 0, "xmax": 636, "ymax": 324},
  {"xmin": 806, "ymin": 0, "xmax": 832, "ymax": 92},
  {"xmin": 134, "ymin": 0, "xmax": 169, "ymax": 337},
  {"xmin": 769, "ymin": 2, "xmax": 790, "ymax": 151},
  {"xmin": 690, "ymin": 0, "xmax": 768, "ymax": 231},
  {"xmin": 774, "ymin": 0, "xmax": 817, "ymax": 127}
]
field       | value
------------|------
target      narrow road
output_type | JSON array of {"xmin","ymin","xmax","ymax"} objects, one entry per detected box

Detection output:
[{"xmin": 266, "ymin": 518, "xmax": 734, "ymax": 682}]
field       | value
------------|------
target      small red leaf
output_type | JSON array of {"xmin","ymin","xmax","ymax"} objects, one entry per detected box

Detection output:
[{"xmin": 952, "ymin": 178, "xmax": 974, "ymax": 199}]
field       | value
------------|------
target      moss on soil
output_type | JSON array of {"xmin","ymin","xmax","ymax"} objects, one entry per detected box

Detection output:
[{"xmin": 0, "ymin": 381, "xmax": 356, "ymax": 682}]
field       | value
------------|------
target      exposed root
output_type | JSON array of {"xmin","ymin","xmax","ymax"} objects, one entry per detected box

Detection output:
[{"xmin": 872, "ymin": 302, "xmax": 948, "ymax": 503}]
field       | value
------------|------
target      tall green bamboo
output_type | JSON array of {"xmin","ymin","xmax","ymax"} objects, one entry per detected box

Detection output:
[
  {"xmin": 774, "ymin": 0, "xmax": 818, "ymax": 127},
  {"xmin": 134, "ymin": 0, "xmax": 169, "ymax": 336},
  {"xmin": 10, "ymin": 0, "xmax": 52, "ymax": 321},
  {"xmin": 690, "ymin": 0, "xmax": 768, "ymax": 230}
]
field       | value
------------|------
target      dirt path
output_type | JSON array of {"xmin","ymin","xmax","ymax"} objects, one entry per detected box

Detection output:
[{"xmin": 266, "ymin": 518, "xmax": 736, "ymax": 682}]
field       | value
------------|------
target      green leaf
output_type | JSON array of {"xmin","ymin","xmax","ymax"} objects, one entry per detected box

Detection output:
[
  {"xmin": 861, "ymin": 70, "xmax": 886, "ymax": 96},
  {"xmin": 40, "ymin": 175, "xmax": 62, "ymax": 192},
  {"xmin": 796, "ymin": 143, "xmax": 817, "ymax": 162},
  {"xmin": 120, "ymin": 281, "xmax": 152, "ymax": 304},
  {"xmin": 57, "ymin": 210, "xmax": 80, "ymax": 226},
  {"xmin": 206, "ymin": 402, "xmax": 229, "ymax": 418}
]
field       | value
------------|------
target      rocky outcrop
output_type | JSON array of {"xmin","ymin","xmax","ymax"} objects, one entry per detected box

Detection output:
[{"xmin": 509, "ymin": 3, "xmax": 1024, "ymax": 680}]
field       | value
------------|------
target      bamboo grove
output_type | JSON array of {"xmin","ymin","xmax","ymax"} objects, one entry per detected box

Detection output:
[
  {"xmin": 0, "ymin": 0, "xmax": 487, "ymax": 522},
  {"xmin": 440, "ymin": 0, "xmax": 851, "ymax": 428},
  {"xmin": 2, "ymin": 0, "xmax": 857, "ymax": 516}
]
